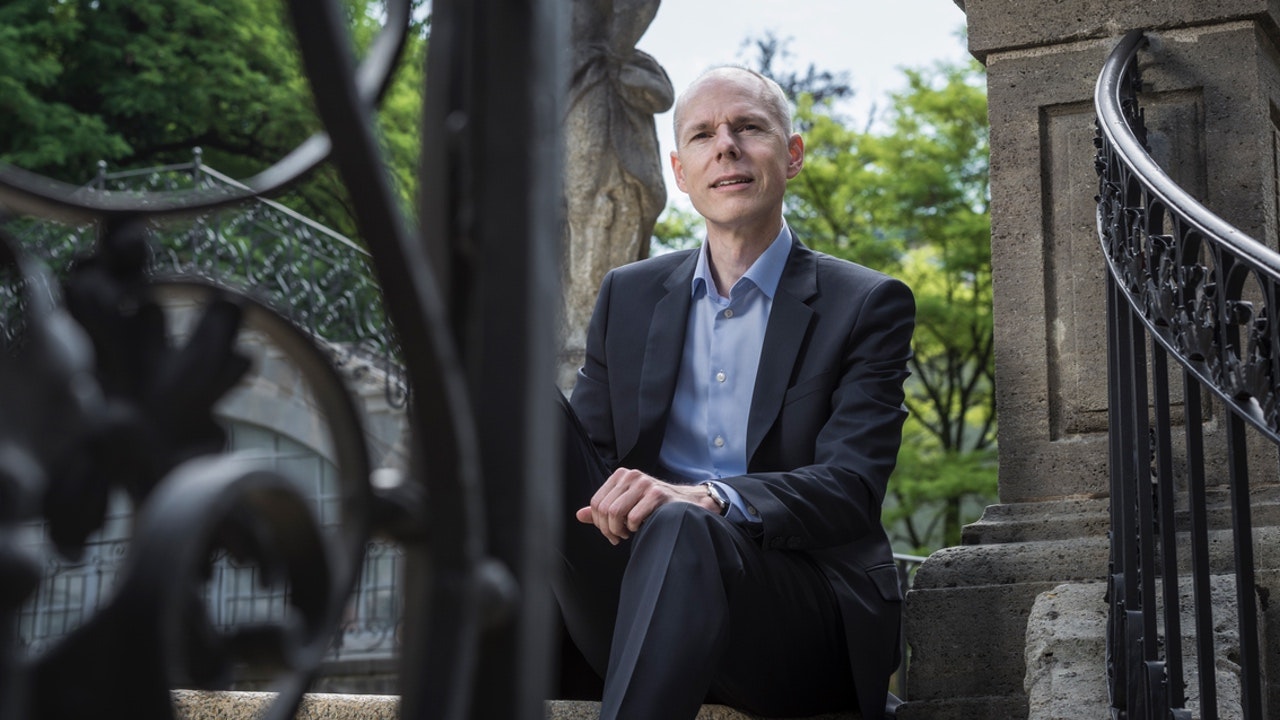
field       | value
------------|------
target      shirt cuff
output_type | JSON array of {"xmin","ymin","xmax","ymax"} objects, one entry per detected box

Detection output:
[{"xmin": 709, "ymin": 480, "xmax": 761, "ymax": 524}]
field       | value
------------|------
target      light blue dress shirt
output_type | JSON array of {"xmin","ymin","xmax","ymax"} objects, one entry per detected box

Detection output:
[{"xmin": 658, "ymin": 222, "xmax": 792, "ymax": 524}]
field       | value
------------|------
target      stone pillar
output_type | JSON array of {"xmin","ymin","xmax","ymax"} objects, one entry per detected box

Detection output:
[
  {"xmin": 902, "ymin": 2, "xmax": 1280, "ymax": 718},
  {"xmin": 559, "ymin": 0, "xmax": 674, "ymax": 391}
]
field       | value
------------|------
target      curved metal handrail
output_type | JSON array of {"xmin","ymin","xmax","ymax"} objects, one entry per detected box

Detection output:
[
  {"xmin": 1095, "ymin": 29, "xmax": 1280, "ymax": 443},
  {"xmin": 1096, "ymin": 32, "xmax": 1280, "ymax": 276},
  {"xmin": 1095, "ymin": 29, "xmax": 1270, "ymax": 720}
]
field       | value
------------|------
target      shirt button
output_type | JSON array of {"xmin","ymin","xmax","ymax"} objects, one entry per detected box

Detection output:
[
  {"xmin": 713, "ymin": 435, "xmax": 725, "ymax": 448},
  {"xmin": 723, "ymin": 309, "xmax": 734, "ymax": 318},
  {"xmin": 715, "ymin": 371, "xmax": 726, "ymax": 383}
]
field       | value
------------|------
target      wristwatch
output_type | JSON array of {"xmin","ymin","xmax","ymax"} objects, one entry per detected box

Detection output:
[{"xmin": 702, "ymin": 481, "xmax": 730, "ymax": 516}]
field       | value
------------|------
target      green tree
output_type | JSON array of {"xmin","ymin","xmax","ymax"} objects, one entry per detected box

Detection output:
[
  {"xmin": 749, "ymin": 44, "xmax": 996, "ymax": 554},
  {"xmin": 0, "ymin": 0, "xmax": 426, "ymax": 237},
  {"xmin": 857, "ymin": 62, "xmax": 994, "ymax": 554},
  {"xmin": 650, "ymin": 205, "xmax": 702, "ymax": 253}
]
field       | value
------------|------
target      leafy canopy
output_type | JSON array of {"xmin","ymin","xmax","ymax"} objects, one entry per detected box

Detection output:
[
  {"xmin": 797, "ymin": 57, "xmax": 995, "ymax": 555},
  {"xmin": 0, "ymin": 0, "xmax": 427, "ymax": 237}
]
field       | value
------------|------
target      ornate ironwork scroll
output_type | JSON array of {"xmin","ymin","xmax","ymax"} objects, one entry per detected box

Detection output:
[
  {"xmin": 0, "ymin": 1, "xmax": 563, "ymax": 720},
  {"xmin": 1095, "ymin": 29, "xmax": 1271, "ymax": 720}
]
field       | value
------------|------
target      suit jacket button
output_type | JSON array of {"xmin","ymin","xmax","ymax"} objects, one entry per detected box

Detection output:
[{"xmin": 746, "ymin": 506, "xmax": 759, "ymax": 517}]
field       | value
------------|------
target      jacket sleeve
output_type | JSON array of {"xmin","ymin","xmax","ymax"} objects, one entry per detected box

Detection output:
[
  {"xmin": 727, "ymin": 276, "xmax": 915, "ymax": 551},
  {"xmin": 568, "ymin": 270, "xmax": 620, "ymax": 469}
]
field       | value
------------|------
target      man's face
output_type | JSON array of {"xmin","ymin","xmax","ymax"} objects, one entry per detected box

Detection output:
[{"xmin": 670, "ymin": 70, "xmax": 803, "ymax": 238}]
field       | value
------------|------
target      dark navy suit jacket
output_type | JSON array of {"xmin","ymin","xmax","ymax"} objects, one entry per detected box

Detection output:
[{"xmin": 569, "ymin": 230, "xmax": 915, "ymax": 720}]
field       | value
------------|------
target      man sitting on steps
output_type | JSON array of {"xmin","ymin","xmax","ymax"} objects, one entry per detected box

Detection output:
[{"xmin": 554, "ymin": 65, "xmax": 915, "ymax": 720}]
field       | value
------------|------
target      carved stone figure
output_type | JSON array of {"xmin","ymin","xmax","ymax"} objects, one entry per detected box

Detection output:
[{"xmin": 561, "ymin": 0, "xmax": 674, "ymax": 389}]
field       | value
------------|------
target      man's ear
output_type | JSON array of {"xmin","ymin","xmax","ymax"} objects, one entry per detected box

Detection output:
[
  {"xmin": 670, "ymin": 150, "xmax": 689, "ymax": 192},
  {"xmin": 786, "ymin": 134, "xmax": 805, "ymax": 179}
]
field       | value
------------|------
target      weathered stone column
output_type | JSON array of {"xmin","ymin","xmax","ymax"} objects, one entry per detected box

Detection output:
[
  {"xmin": 902, "ymin": 2, "xmax": 1280, "ymax": 718},
  {"xmin": 559, "ymin": 0, "xmax": 673, "ymax": 391}
]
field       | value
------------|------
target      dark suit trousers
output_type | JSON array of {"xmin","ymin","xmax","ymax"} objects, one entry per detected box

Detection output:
[{"xmin": 552, "ymin": 394, "xmax": 857, "ymax": 720}]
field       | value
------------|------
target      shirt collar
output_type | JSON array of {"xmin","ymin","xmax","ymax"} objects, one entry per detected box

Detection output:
[{"xmin": 691, "ymin": 221, "xmax": 792, "ymax": 300}]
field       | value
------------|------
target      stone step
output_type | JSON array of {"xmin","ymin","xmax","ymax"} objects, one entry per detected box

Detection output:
[
  {"xmin": 1021, "ymin": 578, "xmax": 1254, "ymax": 720},
  {"xmin": 173, "ymin": 690, "xmax": 397, "ymax": 719},
  {"xmin": 171, "ymin": 690, "xmax": 860, "ymax": 719},
  {"xmin": 550, "ymin": 701, "xmax": 856, "ymax": 719}
]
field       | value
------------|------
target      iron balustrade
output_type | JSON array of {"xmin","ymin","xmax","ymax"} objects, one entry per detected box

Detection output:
[
  {"xmin": 1095, "ymin": 30, "xmax": 1275, "ymax": 720},
  {"xmin": 0, "ymin": 1, "xmax": 563, "ymax": 720},
  {"xmin": 14, "ymin": 443, "xmax": 405, "ymax": 668},
  {"xmin": 2, "ymin": 149, "xmax": 408, "ymax": 408}
]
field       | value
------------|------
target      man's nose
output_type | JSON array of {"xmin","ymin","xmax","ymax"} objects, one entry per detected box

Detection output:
[{"xmin": 714, "ymin": 128, "xmax": 740, "ymax": 160}]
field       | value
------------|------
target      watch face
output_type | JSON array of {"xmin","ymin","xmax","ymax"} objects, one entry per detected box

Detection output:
[{"xmin": 705, "ymin": 482, "xmax": 729, "ymax": 515}]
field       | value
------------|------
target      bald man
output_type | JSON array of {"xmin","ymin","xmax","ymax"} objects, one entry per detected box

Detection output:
[{"xmin": 555, "ymin": 66, "xmax": 914, "ymax": 720}]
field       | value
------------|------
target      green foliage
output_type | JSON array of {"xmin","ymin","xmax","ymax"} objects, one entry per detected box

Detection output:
[
  {"xmin": 650, "ymin": 205, "xmax": 704, "ymax": 254},
  {"xmin": 754, "ymin": 50, "xmax": 996, "ymax": 555},
  {"xmin": 0, "ymin": 0, "xmax": 427, "ymax": 238},
  {"xmin": 886, "ymin": 422, "xmax": 996, "ymax": 556},
  {"xmin": 786, "ymin": 95, "xmax": 905, "ymax": 272}
]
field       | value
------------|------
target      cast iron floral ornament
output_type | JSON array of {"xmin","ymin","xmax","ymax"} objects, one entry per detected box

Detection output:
[{"xmin": 0, "ymin": 2, "xmax": 421, "ymax": 718}]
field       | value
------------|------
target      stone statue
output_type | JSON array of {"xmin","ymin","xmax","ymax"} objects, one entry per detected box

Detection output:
[{"xmin": 560, "ymin": 0, "xmax": 673, "ymax": 389}]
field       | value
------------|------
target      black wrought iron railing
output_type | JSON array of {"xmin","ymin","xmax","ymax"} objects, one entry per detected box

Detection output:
[
  {"xmin": 0, "ymin": 2, "xmax": 563, "ymax": 720},
  {"xmin": 4, "ymin": 152, "xmax": 410, "ymax": 679},
  {"xmin": 1095, "ymin": 30, "xmax": 1273, "ymax": 720},
  {"xmin": 14, "ymin": 440, "xmax": 405, "ymax": 669}
]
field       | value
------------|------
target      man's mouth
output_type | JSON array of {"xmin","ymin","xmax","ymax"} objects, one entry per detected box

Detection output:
[{"xmin": 712, "ymin": 178, "xmax": 751, "ymax": 188}]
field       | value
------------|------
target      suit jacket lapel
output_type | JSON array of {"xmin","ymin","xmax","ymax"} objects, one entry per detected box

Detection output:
[
  {"xmin": 747, "ymin": 234, "xmax": 818, "ymax": 463},
  {"xmin": 630, "ymin": 251, "xmax": 697, "ymax": 465}
]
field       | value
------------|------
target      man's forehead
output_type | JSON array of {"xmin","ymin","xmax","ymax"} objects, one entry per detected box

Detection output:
[
  {"xmin": 678, "ymin": 81, "xmax": 773, "ymax": 129},
  {"xmin": 672, "ymin": 67, "xmax": 790, "ymax": 140},
  {"xmin": 682, "ymin": 106, "xmax": 773, "ymax": 131}
]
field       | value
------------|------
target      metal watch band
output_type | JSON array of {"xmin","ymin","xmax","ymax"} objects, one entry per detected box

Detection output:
[{"xmin": 703, "ymin": 481, "xmax": 729, "ymax": 516}]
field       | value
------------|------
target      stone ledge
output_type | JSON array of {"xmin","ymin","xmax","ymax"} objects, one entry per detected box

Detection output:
[
  {"xmin": 547, "ymin": 700, "xmax": 856, "ymax": 719},
  {"xmin": 912, "ymin": 536, "xmax": 1109, "ymax": 591},
  {"xmin": 171, "ymin": 691, "xmax": 859, "ymax": 719},
  {"xmin": 962, "ymin": 0, "xmax": 1280, "ymax": 60},
  {"xmin": 173, "ymin": 690, "xmax": 398, "ymax": 719},
  {"xmin": 897, "ymin": 695, "xmax": 1028, "ymax": 720}
]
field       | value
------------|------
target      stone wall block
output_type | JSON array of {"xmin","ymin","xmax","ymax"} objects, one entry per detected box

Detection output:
[
  {"xmin": 1022, "ymin": 582, "xmax": 1110, "ymax": 720},
  {"xmin": 1022, "ymin": 576, "xmax": 1264, "ymax": 720},
  {"xmin": 962, "ymin": 0, "xmax": 1280, "ymax": 60},
  {"xmin": 904, "ymin": 535, "xmax": 1109, "ymax": 714}
]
